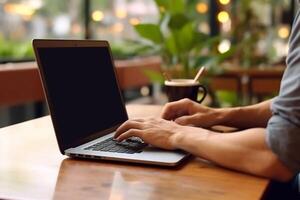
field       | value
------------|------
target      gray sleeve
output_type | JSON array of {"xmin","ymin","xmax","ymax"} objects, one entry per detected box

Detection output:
[
  {"xmin": 266, "ymin": 10, "xmax": 300, "ymax": 173},
  {"xmin": 266, "ymin": 114, "xmax": 300, "ymax": 173}
]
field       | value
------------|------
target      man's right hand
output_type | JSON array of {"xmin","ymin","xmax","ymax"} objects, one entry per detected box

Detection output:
[{"xmin": 161, "ymin": 98, "xmax": 224, "ymax": 128}]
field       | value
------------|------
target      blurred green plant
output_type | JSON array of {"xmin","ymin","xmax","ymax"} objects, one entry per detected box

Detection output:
[
  {"xmin": 0, "ymin": 38, "xmax": 150, "ymax": 62},
  {"xmin": 133, "ymin": 0, "xmax": 233, "ymax": 82},
  {"xmin": 0, "ymin": 38, "xmax": 34, "ymax": 61},
  {"xmin": 215, "ymin": 90, "xmax": 239, "ymax": 107},
  {"xmin": 110, "ymin": 40, "xmax": 155, "ymax": 60},
  {"xmin": 229, "ymin": 0, "xmax": 287, "ymax": 68}
]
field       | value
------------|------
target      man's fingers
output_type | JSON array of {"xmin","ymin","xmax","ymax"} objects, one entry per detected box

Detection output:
[
  {"xmin": 130, "ymin": 118, "xmax": 145, "ymax": 122},
  {"xmin": 174, "ymin": 114, "xmax": 199, "ymax": 126},
  {"xmin": 116, "ymin": 129, "xmax": 143, "ymax": 142},
  {"xmin": 161, "ymin": 102, "xmax": 176, "ymax": 119},
  {"xmin": 115, "ymin": 120, "xmax": 143, "ymax": 138},
  {"xmin": 161, "ymin": 99, "xmax": 191, "ymax": 120}
]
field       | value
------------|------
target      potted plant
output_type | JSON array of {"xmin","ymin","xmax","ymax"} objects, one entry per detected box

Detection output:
[{"xmin": 132, "ymin": 0, "xmax": 232, "ymax": 82}]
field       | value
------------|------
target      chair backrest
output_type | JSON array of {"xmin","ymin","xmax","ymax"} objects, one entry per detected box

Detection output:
[
  {"xmin": 0, "ymin": 62, "xmax": 45, "ymax": 107},
  {"xmin": 0, "ymin": 57, "xmax": 162, "ymax": 107},
  {"xmin": 247, "ymin": 66, "xmax": 284, "ymax": 102}
]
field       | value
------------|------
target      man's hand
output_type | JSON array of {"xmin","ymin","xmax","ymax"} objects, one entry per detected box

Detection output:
[
  {"xmin": 113, "ymin": 115, "xmax": 293, "ymax": 181},
  {"xmin": 114, "ymin": 117, "xmax": 207, "ymax": 150},
  {"xmin": 161, "ymin": 98, "xmax": 273, "ymax": 129},
  {"xmin": 161, "ymin": 98, "xmax": 223, "ymax": 128}
]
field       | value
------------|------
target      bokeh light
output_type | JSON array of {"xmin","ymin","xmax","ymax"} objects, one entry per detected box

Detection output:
[
  {"xmin": 129, "ymin": 18, "xmax": 140, "ymax": 26},
  {"xmin": 4, "ymin": 3, "xmax": 35, "ymax": 16},
  {"xmin": 278, "ymin": 26, "xmax": 290, "ymax": 39},
  {"xmin": 219, "ymin": 0, "xmax": 231, "ymax": 5},
  {"xmin": 116, "ymin": 8, "xmax": 127, "ymax": 19},
  {"xmin": 140, "ymin": 86, "xmax": 150, "ymax": 96},
  {"xmin": 92, "ymin": 10, "xmax": 104, "ymax": 22},
  {"xmin": 217, "ymin": 11, "xmax": 230, "ymax": 23},
  {"xmin": 196, "ymin": 2, "xmax": 208, "ymax": 14},
  {"xmin": 218, "ymin": 39, "xmax": 231, "ymax": 54},
  {"xmin": 112, "ymin": 22, "xmax": 124, "ymax": 33}
]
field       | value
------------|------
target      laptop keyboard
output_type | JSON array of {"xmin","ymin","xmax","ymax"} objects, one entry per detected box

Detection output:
[{"xmin": 84, "ymin": 137, "xmax": 147, "ymax": 154}]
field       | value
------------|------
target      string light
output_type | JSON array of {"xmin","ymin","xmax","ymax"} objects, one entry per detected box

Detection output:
[
  {"xmin": 92, "ymin": 10, "xmax": 104, "ymax": 22},
  {"xmin": 217, "ymin": 11, "xmax": 230, "ymax": 23},
  {"xmin": 129, "ymin": 18, "xmax": 140, "ymax": 26},
  {"xmin": 116, "ymin": 9, "xmax": 127, "ymax": 19},
  {"xmin": 4, "ymin": 3, "xmax": 35, "ymax": 16},
  {"xmin": 219, "ymin": 0, "xmax": 231, "ymax": 5},
  {"xmin": 196, "ymin": 2, "xmax": 208, "ymax": 14},
  {"xmin": 278, "ymin": 26, "xmax": 290, "ymax": 39},
  {"xmin": 218, "ymin": 39, "xmax": 231, "ymax": 54}
]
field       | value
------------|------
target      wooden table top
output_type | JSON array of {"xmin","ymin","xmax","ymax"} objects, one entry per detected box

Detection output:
[{"xmin": 0, "ymin": 105, "xmax": 269, "ymax": 200}]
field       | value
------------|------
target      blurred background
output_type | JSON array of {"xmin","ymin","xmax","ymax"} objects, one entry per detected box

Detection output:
[{"xmin": 0, "ymin": 0, "xmax": 299, "ymax": 127}]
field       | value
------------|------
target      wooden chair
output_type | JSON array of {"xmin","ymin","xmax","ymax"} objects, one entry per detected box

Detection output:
[
  {"xmin": 210, "ymin": 75, "xmax": 242, "ymax": 106},
  {"xmin": 0, "ymin": 62, "xmax": 45, "ymax": 127},
  {"xmin": 0, "ymin": 62, "xmax": 44, "ymax": 107},
  {"xmin": 0, "ymin": 57, "xmax": 161, "ymax": 107},
  {"xmin": 248, "ymin": 77, "xmax": 282, "ymax": 103}
]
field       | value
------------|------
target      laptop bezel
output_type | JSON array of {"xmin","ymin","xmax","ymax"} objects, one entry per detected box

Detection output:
[{"xmin": 32, "ymin": 39, "xmax": 129, "ymax": 154}]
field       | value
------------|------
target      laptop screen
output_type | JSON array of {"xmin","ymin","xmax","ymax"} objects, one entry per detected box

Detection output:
[{"xmin": 37, "ymin": 46, "xmax": 128, "ymax": 150}]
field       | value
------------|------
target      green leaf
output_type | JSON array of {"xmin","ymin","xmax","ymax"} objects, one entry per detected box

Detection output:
[
  {"xmin": 155, "ymin": 0, "xmax": 169, "ymax": 13},
  {"xmin": 165, "ymin": 34, "xmax": 178, "ymax": 55},
  {"xmin": 143, "ymin": 69, "xmax": 164, "ymax": 84},
  {"xmin": 194, "ymin": 32, "xmax": 210, "ymax": 42},
  {"xmin": 134, "ymin": 24, "xmax": 163, "ymax": 44},
  {"xmin": 192, "ymin": 32, "xmax": 210, "ymax": 50},
  {"xmin": 171, "ymin": 23, "xmax": 194, "ymax": 52},
  {"xmin": 155, "ymin": 0, "xmax": 185, "ymax": 14},
  {"xmin": 196, "ymin": 36, "xmax": 220, "ymax": 50},
  {"xmin": 170, "ymin": 0, "xmax": 185, "ymax": 13},
  {"xmin": 168, "ymin": 13, "xmax": 189, "ymax": 30}
]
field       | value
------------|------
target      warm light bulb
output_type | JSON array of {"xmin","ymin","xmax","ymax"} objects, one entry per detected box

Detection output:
[
  {"xmin": 218, "ymin": 39, "xmax": 231, "ymax": 54},
  {"xmin": 116, "ymin": 9, "xmax": 127, "ymax": 19},
  {"xmin": 129, "ymin": 18, "xmax": 140, "ymax": 26},
  {"xmin": 219, "ymin": 0, "xmax": 230, "ymax": 5},
  {"xmin": 112, "ymin": 23, "xmax": 124, "ymax": 33},
  {"xmin": 4, "ymin": 3, "xmax": 35, "ymax": 16},
  {"xmin": 217, "ymin": 11, "xmax": 230, "ymax": 23},
  {"xmin": 92, "ymin": 10, "xmax": 104, "ymax": 22},
  {"xmin": 278, "ymin": 26, "xmax": 290, "ymax": 39},
  {"xmin": 196, "ymin": 2, "xmax": 208, "ymax": 14}
]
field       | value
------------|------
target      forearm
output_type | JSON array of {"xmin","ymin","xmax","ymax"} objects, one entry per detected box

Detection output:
[
  {"xmin": 216, "ymin": 99, "xmax": 273, "ymax": 129},
  {"xmin": 174, "ymin": 127, "xmax": 293, "ymax": 181}
]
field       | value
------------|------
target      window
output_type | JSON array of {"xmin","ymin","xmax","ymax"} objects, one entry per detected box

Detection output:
[{"xmin": 0, "ymin": 0, "xmax": 84, "ymax": 62}]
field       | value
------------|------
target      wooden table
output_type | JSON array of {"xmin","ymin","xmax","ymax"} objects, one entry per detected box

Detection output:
[{"xmin": 0, "ymin": 105, "xmax": 269, "ymax": 200}]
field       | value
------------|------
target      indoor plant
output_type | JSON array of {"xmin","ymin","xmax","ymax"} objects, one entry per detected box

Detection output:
[{"xmin": 132, "ymin": 0, "xmax": 232, "ymax": 82}]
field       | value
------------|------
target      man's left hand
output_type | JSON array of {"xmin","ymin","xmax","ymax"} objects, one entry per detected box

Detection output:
[{"xmin": 114, "ymin": 118, "xmax": 185, "ymax": 150}]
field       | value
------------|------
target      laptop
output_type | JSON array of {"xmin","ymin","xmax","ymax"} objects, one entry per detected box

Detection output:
[{"xmin": 32, "ymin": 39, "xmax": 188, "ymax": 166}]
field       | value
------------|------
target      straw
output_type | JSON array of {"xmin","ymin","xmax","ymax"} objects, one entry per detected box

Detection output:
[{"xmin": 193, "ymin": 66, "xmax": 205, "ymax": 82}]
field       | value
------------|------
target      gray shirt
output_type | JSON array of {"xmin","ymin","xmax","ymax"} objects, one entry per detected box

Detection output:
[{"xmin": 266, "ymin": 9, "xmax": 300, "ymax": 180}]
